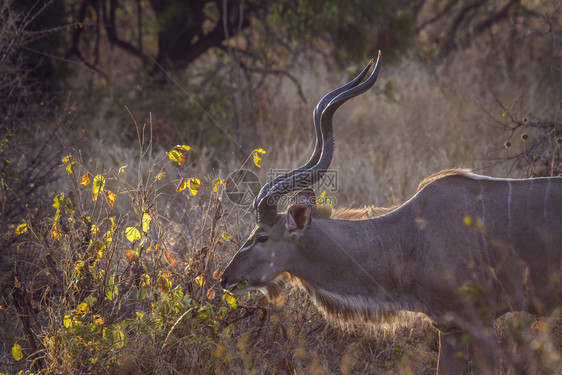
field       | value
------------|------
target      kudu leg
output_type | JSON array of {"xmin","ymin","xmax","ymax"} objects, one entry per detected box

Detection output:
[{"xmin": 437, "ymin": 331, "xmax": 468, "ymax": 374}]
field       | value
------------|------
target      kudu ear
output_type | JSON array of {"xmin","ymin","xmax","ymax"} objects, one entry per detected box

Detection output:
[{"xmin": 286, "ymin": 189, "xmax": 315, "ymax": 236}]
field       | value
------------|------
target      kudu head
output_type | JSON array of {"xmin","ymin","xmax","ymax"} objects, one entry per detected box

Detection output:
[{"xmin": 221, "ymin": 52, "xmax": 382, "ymax": 296}]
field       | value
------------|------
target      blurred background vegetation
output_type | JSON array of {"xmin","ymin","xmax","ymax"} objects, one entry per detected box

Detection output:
[{"xmin": 1, "ymin": 0, "xmax": 561, "ymax": 374}]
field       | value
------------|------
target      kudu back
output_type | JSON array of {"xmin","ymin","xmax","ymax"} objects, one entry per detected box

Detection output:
[{"xmin": 221, "ymin": 52, "xmax": 562, "ymax": 374}]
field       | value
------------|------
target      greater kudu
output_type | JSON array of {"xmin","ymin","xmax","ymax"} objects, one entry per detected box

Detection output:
[{"xmin": 221, "ymin": 52, "xmax": 562, "ymax": 374}]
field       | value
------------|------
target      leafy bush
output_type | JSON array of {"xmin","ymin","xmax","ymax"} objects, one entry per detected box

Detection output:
[{"xmin": 4, "ymin": 127, "xmax": 247, "ymax": 373}]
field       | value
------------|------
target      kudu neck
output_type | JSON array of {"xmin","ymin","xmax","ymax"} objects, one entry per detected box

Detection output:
[
  {"xmin": 286, "ymin": 211, "xmax": 426, "ymax": 322},
  {"xmin": 291, "ymin": 212, "xmax": 417, "ymax": 297}
]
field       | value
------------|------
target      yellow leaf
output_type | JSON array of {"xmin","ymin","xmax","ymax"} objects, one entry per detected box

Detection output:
[
  {"xmin": 212, "ymin": 269, "xmax": 222, "ymax": 280},
  {"xmin": 252, "ymin": 148, "xmax": 267, "ymax": 168},
  {"xmin": 207, "ymin": 288, "xmax": 216, "ymax": 300},
  {"xmin": 195, "ymin": 275, "xmax": 204, "ymax": 287},
  {"xmin": 176, "ymin": 178, "xmax": 188, "ymax": 192},
  {"xmin": 12, "ymin": 343, "xmax": 23, "ymax": 361},
  {"xmin": 91, "ymin": 224, "xmax": 101, "ymax": 235},
  {"xmin": 62, "ymin": 155, "xmax": 72, "ymax": 165},
  {"xmin": 213, "ymin": 179, "xmax": 226, "ymax": 193},
  {"xmin": 52, "ymin": 224, "xmax": 62, "ymax": 241},
  {"xmin": 124, "ymin": 250, "xmax": 138, "ymax": 262},
  {"xmin": 142, "ymin": 212, "xmax": 152, "ymax": 233},
  {"xmin": 80, "ymin": 173, "xmax": 92, "ymax": 186},
  {"xmin": 176, "ymin": 144, "xmax": 192, "ymax": 152},
  {"xmin": 74, "ymin": 261, "xmax": 85, "ymax": 276},
  {"xmin": 165, "ymin": 251, "xmax": 177, "ymax": 267},
  {"xmin": 15, "ymin": 223, "xmax": 28, "ymax": 236},
  {"xmin": 167, "ymin": 149, "xmax": 185, "ymax": 166},
  {"xmin": 63, "ymin": 313, "xmax": 73, "ymax": 328},
  {"xmin": 119, "ymin": 165, "xmax": 127, "ymax": 174},
  {"xmin": 220, "ymin": 232, "xmax": 231, "ymax": 241},
  {"xmin": 463, "ymin": 215, "xmax": 473, "ymax": 227},
  {"xmin": 222, "ymin": 291, "xmax": 237, "ymax": 309},
  {"xmin": 104, "ymin": 190, "xmax": 116, "ymax": 207},
  {"xmin": 75, "ymin": 302, "xmax": 89, "ymax": 315},
  {"xmin": 53, "ymin": 193, "xmax": 63, "ymax": 210},
  {"xmin": 92, "ymin": 175, "xmax": 106, "ymax": 201},
  {"xmin": 125, "ymin": 227, "xmax": 141, "ymax": 242},
  {"xmin": 156, "ymin": 172, "xmax": 164, "ymax": 180},
  {"xmin": 93, "ymin": 314, "xmax": 104, "ymax": 326},
  {"xmin": 66, "ymin": 161, "xmax": 77, "ymax": 175},
  {"xmin": 96, "ymin": 244, "xmax": 106, "ymax": 260},
  {"xmin": 141, "ymin": 273, "xmax": 150, "ymax": 287},
  {"xmin": 188, "ymin": 178, "xmax": 201, "ymax": 196}
]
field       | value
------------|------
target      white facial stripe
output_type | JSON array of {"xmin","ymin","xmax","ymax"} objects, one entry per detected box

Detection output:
[
  {"xmin": 239, "ymin": 244, "xmax": 252, "ymax": 253},
  {"xmin": 507, "ymin": 180, "xmax": 512, "ymax": 238}
]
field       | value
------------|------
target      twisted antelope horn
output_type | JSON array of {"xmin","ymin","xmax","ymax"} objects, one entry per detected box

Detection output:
[
  {"xmin": 257, "ymin": 51, "xmax": 382, "ymax": 225},
  {"xmin": 252, "ymin": 58, "xmax": 376, "ymax": 212}
]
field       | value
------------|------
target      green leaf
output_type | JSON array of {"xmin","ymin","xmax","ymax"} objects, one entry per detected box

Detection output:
[
  {"xmin": 125, "ymin": 227, "xmax": 141, "ymax": 242},
  {"xmin": 105, "ymin": 274, "xmax": 119, "ymax": 301},
  {"xmin": 11, "ymin": 343, "xmax": 23, "ymax": 361},
  {"xmin": 85, "ymin": 295, "xmax": 97, "ymax": 307},
  {"xmin": 102, "ymin": 325, "xmax": 127, "ymax": 349}
]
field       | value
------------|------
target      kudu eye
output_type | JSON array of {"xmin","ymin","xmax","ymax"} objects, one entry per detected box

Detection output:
[{"xmin": 257, "ymin": 235, "xmax": 269, "ymax": 244}]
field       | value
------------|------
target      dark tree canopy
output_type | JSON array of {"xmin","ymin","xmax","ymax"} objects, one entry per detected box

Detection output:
[{"xmin": 15, "ymin": 0, "xmax": 541, "ymax": 82}]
